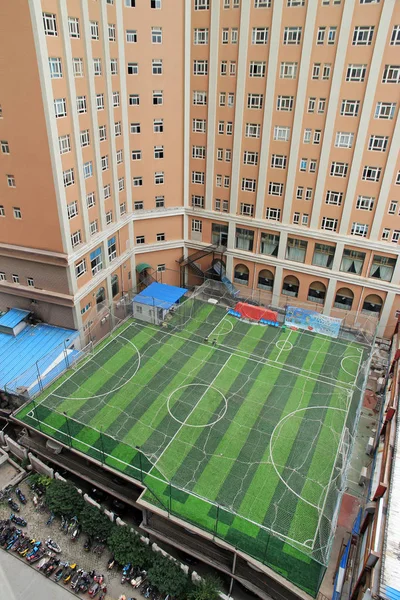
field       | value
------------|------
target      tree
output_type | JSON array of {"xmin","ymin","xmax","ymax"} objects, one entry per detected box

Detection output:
[
  {"xmin": 107, "ymin": 526, "xmax": 151, "ymax": 568},
  {"xmin": 79, "ymin": 504, "xmax": 113, "ymax": 540},
  {"xmin": 45, "ymin": 480, "xmax": 85, "ymax": 517},
  {"xmin": 147, "ymin": 555, "xmax": 191, "ymax": 600},
  {"xmin": 189, "ymin": 575, "xmax": 222, "ymax": 600}
]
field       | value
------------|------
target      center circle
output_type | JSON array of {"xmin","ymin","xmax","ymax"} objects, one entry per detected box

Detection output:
[
  {"xmin": 167, "ymin": 383, "xmax": 228, "ymax": 428},
  {"xmin": 276, "ymin": 340, "xmax": 293, "ymax": 351}
]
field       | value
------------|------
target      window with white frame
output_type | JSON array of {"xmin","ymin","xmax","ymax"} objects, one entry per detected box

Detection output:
[
  {"xmin": 113, "ymin": 91, "xmax": 120, "ymax": 107},
  {"xmin": 226, "ymin": 122, "xmax": 233, "ymax": 135},
  {"xmin": 150, "ymin": 0, "xmax": 161, "ymax": 7},
  {"xmin": 382, "ymin": 228, "xmax": 390, "ymax": 241},
  {"xmin": 330, "ymin": 162, "xmax": 348, "ymax": 177},
  {"xmin": 115, "ymin": 121, "xmax": 122, "ymax": 136},
  {"xmin": 255, "ymin": 0, "xmax": 271, "ymax": 6},
  {"xmin": 76, "ymin": 96, "xmax": 87, "ymax": 114},
  {"xmin": 274, "ymin": 126, "xmax": 290, "ymax": 141},
  {"xmin": 90, "ymin": 21, "xmax": 99, "ymax": 40},
  {"xmin": 243, "ymin": 151, "xmax": 258, "ymax": 165},
  {"xmin": 308, "ymin": 97, "xmax": 316, "ymax": 113},
  {"xmin": 118, "ymin": 177, "xmax": 125, "ymax": 192},
  {"xmin": 194, "ymin": 0, "xmax": 209, "ymax": 9},
  {"xmin": 265, "ymin": 207, "xmax": 281, "ymax": 220},
  {"xmin": 13, "ymin": 207, "xmax": 22, "ymax": 219},
  {"xmin": 68, "ymin": 17, "xmax": 80, "ymax": 38},
  {"xmin": 110, "ymin": 59, "xmax": 118, "ymax": 75},
  {"xmin": 193, "ymin": 60, "xmax": 208, "ymax": 75},
  {"xmin": 126, "ymin": 29, "xmax": 137, "ymax": 43},
  {"xmin": 156, "ymin": 233, "xmax": 165, "ymax": 242},
  {"xmin": 300, "ymin": 158, "xmax": 307, "ymax": 172},
  {"xmin": 134, "ymin": 201, "xmax": 144, "ymax": 210},
  {"xmin": 116, "ymin": 149, "xmax": 123, "ymax": 163},
  {"xmin": 391, "ymin": 25, "xmax": 400, "ymax": 45},
  {"xmin": 219, "ymin": 92, "xmax": 226, "ymax": 106},
  {"xmin": 240, "ymin": 203, "xmax": 254, "ymax": 216},
  {"xmin": 352, "ymin": 26, "xmax": 374, "ymax": 45},
  {"xmin": 152, "ymin": 59, "xmax": 163, "ymax": 75},
  {"xmin": 322, "ymin": 64, "xmax": 331, "ymax": 80},
  {"xmin": 193, "ymin": 28, "xmax": 209, "ymax": 44},
  {"xmin": 245, "ymin": 123, "xmax": 260, "ymax": 138},
  {"xmin": 73, "ymin": 58, "xmax": 84, "ymax": 77},
  {"xmin": 99, "ymin": 125, "xmax": 106, "ymax": 141},
  {"xmin": 362, "ymin": 166, "xmax": 381, "ymax": 181},
  {"xmin": 283, "ymin": 26, "xmax": 302, "ymax": 44},
  {"xmin": 90, "ymin": 248, "xmax": 103, "ymax": 275},
  {"xmin": 193, "ymin": 118, "xmax": 206, "ymax": 133},
  {"xmin": 96, "ymin": 94, "xmax": 104, "ymax": 110},
  {"xmin": 288, "ymin": 0, "xmax": 304, "ymax": 5},
  {"xmin": 216, "ymin": 175, "xmax": 222, "ymax": 187},
  {"xmin": 83, "ymin": 161, "xmax": 93, "ymax": 179},
  {"xmin": 305, "ymin": 188, "xmax": 313, "ymax": 201},
  {"xmin": 136, "ymin": 236, "xmax": 145, "ymax": 245},
  {"xmin": 224, "ymin": 175, "xmax": 230, "ymax": 187},
  {"xmin": 220, "ymin": 61, "xmax": 227, "ymax": 75},
  {"xmin": 7, "ymin": 175, "xmax": 16, "ymax": 187},
  {"xmin": 387, "ymin": 200, "xmax": 397, "ymax": 215},
  {"xmin": 318, "ymin": 99, "xmax": 326, "ymax": 113},
  {"xmin": 12, "ymin": 274, "xmax": 19, "ymax": 284},
  {"xmin": 296, "ymin": 187, "xmax": 303, "ymax": 199},
  {"xmin": 252, "ymin": 27, "xmax": 269, "ymax": 44},
  {"xmin": 356, "ymin": 195, "xmax": 375, "ymax": 211},
  {"xmin": 89, "ymin": 220, "xmax": 98, "ymax": 236},
  {"xmin": 312, "ymin": 64, "xmax": 320, "ymax": 79},
  {"xmin": 104, "ymin": 184, "xmax": 111, "ymax": 197},
  {"xmin": 63, "ymin": 168, "xmax": 74, "ymax": 187},
  {"xmin": 368, "ymin": 135, "xmax": 389, "ymax": 152},
  {"xmin": 193, "ymin": 91, "xmax": 207, "ymax": 105},
  {"xmin": 86, "ymin": 192, "xmax": 95, "ymax": 208},
  {"xmin": 120, "ymin": 202, "xmax": 126, "ymax": 214},
  {"xmin": 303, "ymin": 129, "xmax": 311, "ymax": 144},
  {"xmin": 321, "ymin": 217, "xmax": 338, "ymax": 232},
  {"xmin": 191, "ymin": 219, "xmax": 203, "ymax": 234},
  {"xmin": 128, "ymin": 62, "xmax": 138, "ymax": 75},
  {"xmin": 129, "ymin": 94, "xmax": 140, "ymax": 105},
  {"xmin": 268, "ymin": 182, "xmax": 284, "ymax": 196},
  {"xmin": 335, "ymin": 132, "xmax": 354, "ymax": 148},
  {"xmin": 101, "ymin": 155, "xmax": 109, "ymax": 171},
  {"xmin": 75, "ymin": 259, "xmax": 86, "ymax": 278},
  {"xmin": 154, "ymin": 119, "xmax": 163, "ymax": 132},
  {"xmin": 313, "ymin": 130, "xmax": 321, "ymax": 144},
  {"xmin": 218, "ymin": 121, "xmax": 224, "ymax": 134},
  {"xmin": 271, "ymin": 154, "xmax": 287, "ymax": 169},
  {"xmin": 54, "ymin": 98, "xmax": 67, "ymax": 118},
  {"xmin": 154, "ymin": 146, "xmax": 164, "ymax": 159},
  {"xmin": 325, "ymin": 191, "xmax": 343, "ymax": 205},
  {"xmin": 43, "ymin": 13, "xmax": 57, "ymax": 36},
  {"xmin": 49, "ymin": 57, "xmax": 62, "ymax": 78},
  {"xmin": 230, "ymin": 62, "xmax": 236, "ymax": 77},
  {"xmin": 375, "ymin": 102, "xmax": 396, "ymax": 119},
  {"xmin": 277, "ymin": 96, "xmax": 293, "ymax": 111},
  {"xmin": 154, "ymin": 171, "xmax": 164, "ymax": 184},
  {"xmin": 151, "ymin": 27, "xmax": 162, "ymax": 44},
  {"xmin": 247, "ymin": 94, "xmax": 263, "ymax": 109},
  {"xmin": 249, "ymin": 61, "xmax": 266, "ymax": 77},
  {"xmin": 351, "ymin": 222, "xmax": 369, "ymax": 237},
  {"xmin": 228, "ymin": 93, "xmax": 234, "ymax": 107},
  {"xmin": 280, "ymin": 62, "xmax": 298, "ymax": 78},
  {"xmin": 346, "ymin": 64, "xmax": 366, "ymax": 81},
  {"xmin": 192, "ymin": 195, "xmax": 204, "ymax": 207},
  {"xmin": 1, "ymin": 141, "xmax": 8, "ymax": 154},
  {"xmin": 392, "ymin": 230, "xmax": 400, "ymax": 243},
  {"xmin": 293, "ymin": 212, "xmax": 300, "ymax": 224},
  {"xmin": 241, "ymin": 179, "xmax": 256, "ymax": 192},
  {"xmin": 71, "ymin": 230, "xmax": 81, "ymax": 247},
  {"xmin": 222, "ymin": 28, "xmax": 229, "ymax": 44},
  {"xmin": 132, "ymin": 150, "xmax": 142, "ymax": 160},
  {"xmin": 328, "ymin": 27, "xmax": 337, "ymax": 44},
  {"xmin": 231, "ymin": 28, "xmax": 238, "ymax": 43},
  {"xmin": 106, "ymin": 211, "xmax": 113, "ymax": 225},
  {"xmin": 131, "ymin": 123, "xmax": 141, "ymax": 134},
  {"xmin": 317, "ymin": 27, "xmax": 326, "ymax": 45},
  {"xmin": 340, "ymin": 99, "xmax": 360, "ymax": 117},
  {"xmin": 108, "ymin": 23, "xmax": 116, "ymax": 42},
  {"xmin": 153, "ymin": 90, "xmax": 163, "ymax": 105},
  {"xmin": 193, "ymin": 146, "xmax": 206, "ymax": 159},
  {"xmin": 93, "ymin": 58, "xmax": 102, "ymax": 76},
  {"xmin": 59, "ymin": 134, "xmax": 71, "ymax": 154}
]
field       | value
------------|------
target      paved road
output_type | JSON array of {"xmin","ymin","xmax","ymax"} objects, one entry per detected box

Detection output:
[{"xmin": 0, "ymin": 550, "xmax": 76, "ymax": 600}]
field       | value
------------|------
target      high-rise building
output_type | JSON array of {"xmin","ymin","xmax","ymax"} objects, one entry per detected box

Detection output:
[{"xmin": 0, "ymin": 0, "xmax": 399, "ymax": 340}]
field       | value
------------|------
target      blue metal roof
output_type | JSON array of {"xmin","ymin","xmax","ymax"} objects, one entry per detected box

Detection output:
[
  {"xmin": 0, "ymin": 308, "xmax": 30, "ymax": 329},
  {"xmin": 0, "ymin": 322, "xmax": 79, "ymax": 392},
  {"xmin": 133, "ymin": 282, "xmax": 187, "ymax": 310}
]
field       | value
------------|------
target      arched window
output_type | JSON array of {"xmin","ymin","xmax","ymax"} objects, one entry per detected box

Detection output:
[
  {"xmin": 282, "ymin": 275, "xmax": 299, "ymax": 298},
  {"xmin": 334, "ymin": 287, "xmax": 354, "ymax": 310},
  {"xmin": 308, "ymin": 281, "xmax": 327, "ymax": 305},
  {"xmin": 234, "ymin": 264, "xmax": 249, "ymax": 285},
  {"xmin": 362, "ymin": 294, "xmax": 383, "ymax": 315},
  {"xmin": 111, "ymin": 274, "xmax": 119, "ymax": 298},
  {"xmin": 96, "ymin": 286, "xmax": 106, "ymax": 310},
  {"xmin": 257, "ymin": 269, "xmax": 274, "ymax": 291}
]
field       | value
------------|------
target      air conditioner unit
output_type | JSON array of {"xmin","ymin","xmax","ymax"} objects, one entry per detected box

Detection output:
[
  {"xmin": 100, "ymin": 317, "xmax": 107, "ymax": 325},
  {"xmin": 366, "ymin": 437, "xmax": 375, "ymax": 456},
  {"xmin": 359, "ymin": 466, "xmax": 368, "ymax": 486}
]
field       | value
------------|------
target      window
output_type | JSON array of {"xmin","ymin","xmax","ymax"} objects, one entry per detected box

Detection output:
[
  {"xmin": 351, "ymin": 222, "xmax": 369, "ymax": 237},
  {"xmin": 129, "ymin": 94, "xmax": 140, "ymax": 105},
  {"xmin": 255, "ymin": 0, "xmax": 271, "ymax": 6},
  {"xmin": 63, "ymin": 168, "xmax": 74, "ymax": 187},
  {"xmin": 154, "ymin": 145, "xmax": 164, "ymax": 159},
  {"xmin": 286, "ymin": 238, "xmax": 307, "ymax": 263},
  {"xmin": 193, "ymin": 91, "xmax": 207, "ymax": 105},
  {"xmin": 235, "ymin": 228, "xmax": 254, "ymax": 252},
  {"xmin": 216, "ymin": 174, "xmax": 222, "ymax": 187},
  {"xmin": 313, "ymin": 130, "xmax": 321, "ymax": 144},
  {"xmin": 153, "ymin": 90, "xmax": 163, "ymax": 105},
  {"xmin": 392, "ymin": 231, "xmax": 400, "ymax": 243},
  {"xmin": 245, "ymin": 123, "xmax": 260, "ymax": 138},
  {"xmin": 0, "ymin": 140, "xmax": 9, "ymax": 154},
  {"xmin": 134, "ymin": 201, "xmax": 144, "ymax": 210},
  {"xmin": 322, "ymin": 64, "xmax": 331, "ymax": 80},
  {"xmin": 296, "ymin": 187, "xmax": 303, "ymax": 199},
  {"xmin": 277, "ymin": 96, "xmax": 294, "ymax": 111},
  {"xmin": 125, "ymin": 0, "xmax": 136, "ymax": 4},
  {"xmin": 110, "ymin": 59, "xmax": 118, "ymax": 75},
  {"xmin": 375, "ymin": 102, "xmax": 396, "ymax": 119},
  {"xmin": 388, "ymin": 201, "xmax": 397, "ymax": 215},
  {"xmin": 240, "ymin": 203, "xmax": 254, "ymax": 216},
  {"xmin": 49, "ymin": 57, "xmax": 62, "ymax": 78},
  {"xmin": 76, "ymin": 96, "xmax": 87, "ymax": 114},
  {"xmin": 75, "ymin": 259, "xmax": 86, "ymax": 278},
  {"xmin": 115, "ymin": 121, "xmax": 122, "ymax": 136},
  {"xmin": 13, "ymin": 207, "xmax": 22, "ymax": 219},
  {"xmin": 362, "ymin": 166, "xmax": 381, "ymax": 182},
  {"xmin": 120, "ymin": 202, "xmax": 126, "ymax": 214},
  {"xmin": 353, "ymin": 26, "xmax": 374, "ymax": 45},
  {"xmin": 231, "ymin": 28, "xmax": 238, "ymax": 43},
  {"xmin": 192, "ymin": 195, "xmax": 204, "ymax": 208},
  {"xmin": 335, "ymin": 132, "xmax": 354, "ymax": 148},
  {"xmin": 222, "ymin": 28, "xmax": 229, "ymax": 44},
  {"xmin": 312, "ymin": 64, "xmax": 320, "ymax": 79},
  {"xmin": 288, "ymin": 0, "xmax": 305, "ymax": 5},
  {"xmin": 156, "ymin": 233, "xmax": 165, "ymax": 242},
  {"xmin": 133, "ymin": 177, "xmax": 143, "ymax": 186},
  {"xmin": 113, "ymin": 91, "xmax": 120, "ymax": 107},
  {"xmin": 382, "ymin": 228, "xmax": 390, "ymax": 241},
  {"xmin": 321, "ymin": 217, "xmax": 338, "ymax": 231},
  {"xmin": 96, "ymin": 94, "xmax": 104, "ymax": 110},
  {"xmin": 152, "ymin": 59, "xmax": 163, "ymax": 75},
  {"xmin": 243, "ymin": 151, "xmax": 258, "ymax": 165},
  {"xmin": 368, "ymin": 135, "xmax": 388, "ymax": 152},
  {"xmin": 312, "ymin": 243, "xmax": 335, "ymax": 269},
  {"xmin": 318, "ymin": 99, "xmax": 326, "ymax": 114},
  {"xmin": 89, "ymin": 220, "xmax": 98, "ymax": 236},
  {"xmin": 330, "ymin": 162, "xmax": 348, "ymax": 178},
  {"xmin": 283, "ymin": 26, "xmax": 302, "ymax": 44},
  {"xmin": 54, "ymin": 98, "xmax": 67, "ymax": 118},
  {"xmin": 346, "ymin": 64, "xmax": 367, "ymax": 82},
  {"xmin": 219, "ymin": 91, "xmax": 225, "ymax": 105},
  {"xmin": 317, "ymin": 27, "xmax": 326, "ymax": 45},
  {"xmin": 156, "ymin": 196, "xmax": 165, "ymax": 208},
  {"xmin": 192, "ymin": 171, "xmax": 205, "ymax": 185},
  {"xmin": 83, "ymin": 161, "xmax": 93, "ymax": 179},
  {"xmin": 225, "ymin": 149, "xmax": 231, "ymax": 162},
  {"xmin": 116, "ymin": 149, "xmax": 123, "ymax": 163},
  {"xmin": 72, "ymin": 58, "xmax": 83, "ymax": 77},
  {"xmin": 132, "ymin": 150, "xmax": 142, "ymax": 160},
  {"xmin": 131, "ymin": 123, "xmax": 141, "ymax": 134},
  {"xmin": 118, "ymin": 177, "xmax": 125, "ymax": 192},
  {"xmin": 280, "ymin": 62, "xmax": 298, "ymax": 78},
  {"xmin": 370, "ymin": 255, "xmax": 395, "ymax": 282},
  {"xmin": 193, "ymin": 28, "xmax": 209, "ymax": 44},
  {"xmin": 224, "ymin": 175, "xmax": 230, "ymax": 187},
  {"xmin": 293, "ymin": 212, "xmax": 300, "ymax": 224},
  {"xmin": 128, "ymin": 62, "xmax": 138, "ymax": 75},
  {"xmin": 104, "ymin": 184, "xmax": 111, "ymax": 198},
  {"xmin": 43, "ymin": 12, "xmax": 57, "ymax": 36},
  {"xmin": 93, "ymin": 58, "xmax": 102, "ymax": 76},
  {"xmin": 300, "ymin": 158, "xmax": 307, "ymax": 172},
  {"xmin": 391, "ymin": 25, "xmax": 400, "ymax": 45},
  {"xmin": 155, "ymin": 171, "xmax": 164, "ymax": 184},
  {"xmin": 252, "ymin": 27, "xmax": 269, "ymax": 44},
  {"xmin": 274, "ymin": 126, "xmax": 290, "ymax": 142},
  {"xmin": 108, "ymin": 23, "xmax": 116, "ymax": 42},
  {"xmin": 150, "ymin": 0, "xmax": 162, "ymax": 7},
  {"xmin": 249, "ymin": 62, "xmax": 266, "ymax": 77},
  {"xmin": 229, "ymin": 61, "xmax": 236, "ymax": 76},
  {"xmin": 136, "ymin": 235, "xmax": 145, "ymax": 244},
  {"xmin": 0, "ymin": 271, "xmax": 6, "ymax": 279},
  {"xmin": 12, "ymin": 274, "xmax": 19, "ymax": 284},
  {"xmin": 101, "ymin": 155, "xmax": 109, "ymax": 171},
  {"xmin": 308, "ymin": 98, "xmax": 316, "ymax": 113},
  {"xmin": 106, "ymin": 211, "xmax": 113, "ymax": 225},
  {"xmin": 193, "ymin": 146, "xmax": 206, "ymax": 159},
  {"xmin": 355, "ymin": 195, "xmax": 375, "ymax": 211},
  {"xmin": 58, "ymin": 134, "xmax": 70, "ymax": 154},
  {"xmin": 71, "ymin": 230, "xmax": 82, "ymax": 248},
  {"xmin": 303, "ymin": 129, "xmax": 311, "ymax": 144},
  {"xmin": 7, "ymin": 175, "xmax": 16, "ymax": 187},
  {"xmin": 241, "ymin": 179, "xmax": 256, "ymax": 192},
  {"xmin": 264, "ymin": 207, "xmax": 281, "ymax": 221},
  {"xmin": 192, "ymin": 219, "xmax": 202, "ymax": 233},
  {"xmin": 86, "ymin": 192, "xmax": 95, "ymax": 208},
  {"xmin": 328, "ymin": 27, "xmax": 337, "ymax": 44},
  {"xmin": 90, "ymin": 21, "xmax": 99, "ymax": 40},
  {"xmin": 194, "ymin": 60, "xmax": 208, "ymax": 75},
  {"xmin": 151, "ymin": 27, "xmax": 162, "ymax": 44},
  {"xmin": 90, "ymin": 248, "xmax": 103, "ymax": 275},
  {"xmin": 68, "ymin": 17, "xmax": 80, "ymax": 39},
  {"xmin": 325, "ymin": 191, "xmax": 343, "ymax": 206},
  {"xmin": 268, "ymin": 182, "xmax": 284, "ymax": 196},
  {"xmin": 305, "ymin": 187, "xmax": 313, "ymax": 201},
  {"xmin": 228, "ymin": 93, "xmax": 234, "ymax": 107},
  {"xmin": 193, "ymin": 118, "xmax": 206, "ymax": 133},
  {"xmin": 126, "ymin": 29, "xmax": 137, "ymax": 43},
  {"xmin": 99, "ymin": 125, "xmax": 107, "ymax": 141},
  {"xmin": 154, "ymin": 119, "xmax": 164, "ymax": 132},
  {"xmin": 271, "ymin": 154, "xmax": 287, "ymax": 169},
  {"xmin": 341, "ymin": 99, "xmax": 360, "ymax": 117},
  {"xmin": 247, "ymin": 94, "xmax": 263, "ymax": 110}
]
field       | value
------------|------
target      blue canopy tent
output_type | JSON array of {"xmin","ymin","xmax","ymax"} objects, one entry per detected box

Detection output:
[{"xmin": 132, "ymin": 282, "xmax": 187, "ymax": 325}]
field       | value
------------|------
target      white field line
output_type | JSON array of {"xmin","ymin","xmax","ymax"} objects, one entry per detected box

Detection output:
[
  {"xmin": 149, "ymin": 355, "xmax": 233, "ymax": 475},
  {"xmin": 274, "ymin": 329, "xmax": 292, "ymax": 363},
  {"xmin": 207, "ymin": 313, "xmax": 228, "ymax": 339}
]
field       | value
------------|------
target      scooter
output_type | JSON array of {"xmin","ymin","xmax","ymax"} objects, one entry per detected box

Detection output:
[
  {"xmin": 98, "ymin": 585, "xmax": 107, "ymax": 600},
  {"xmin": 45, "ymin": 558, "xmax": 60, "ymax": 577},
  {"xmin": 29, "ymin": 548, "xmax": 46, "ymax": 565},
  {"xmin": 84, "ymin": 536, "xmax": 92, "ymax": 552},
  {"xmin": 19, "ymin": 539, "xmax": 37, "ymax": 557},
  {"xmin": 107, "ymin": 556, "xmax": 115, "ymax": 570},
  {"xmin": 6, "ymin": 530, "xmax": 22, "ymax": 551},
  {"xmin": 63, "ymin": 563, "xmax": 77, "ymax": 584},
  {"xmin": 46, "ymin": 512, "xmax": 55, "ymax": 526},
  {"xmin": 37, "ymin": 553, "xmax": 52, "ymax": 570},
  {"xmin": 10, "ymin": 532, "xmax": 26, "ymax": 552},
  {"xmin": 121, "ymin": 563, "xmax": 131, "ymax": 584},
  {"xmin": 15, "ymin": 488, "xmax": 27, "ymax": 505},
  {"xmin": 67, "ymin": 516, "xmax": 78, "ymax": 535},
  {"xmin": 88, "ymin": 581, "xmax": 100, "ymax": 597},
  {"xmin": 7, "ymin": 498, "xmax": 19, "ymax": 512},
  {"xmin": 78, "ymin": 571, "xmax": 94, "ymax": 594},
  {"xmin": 94, "ymin": 573, "xmax": 104, "ymax": 584},
  {"xmin": 54, "ymin": 562, "xmax": 68, "ymax": 581},
  {"xmin": 45, "ymin": 537, "xmax": 61, "ymax": 553},
  {"xmin": 70, "ymin": 568, "xmax": 84, "ymax": 590},
  {"xmin": 10, "ymin": 513, "xmax": 27, "ymax": 527},
  {"xmin": 71, "ymin": 523, "xmax": 81, "ymax": 542},
  {"xmin": 39, "ymin": 553, "xmax": 55, "ymax": 571},
  {"xmin": 26, "ymin": 541, "xmax": 42, "ymax": 560}
]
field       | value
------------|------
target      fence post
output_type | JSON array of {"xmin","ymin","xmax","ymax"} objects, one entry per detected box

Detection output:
[
  {"xmin": 32, "ymin": 398, "xmax": 42, "ymax": 433},
  {"xmin": 63, "ymin": 412, "xmax": 72, "ymax": 447}
]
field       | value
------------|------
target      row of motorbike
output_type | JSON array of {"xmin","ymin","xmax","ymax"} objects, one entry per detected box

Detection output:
[{"xmin": 0, "ymin": 517, "xmax": 106, "ymax": 598}]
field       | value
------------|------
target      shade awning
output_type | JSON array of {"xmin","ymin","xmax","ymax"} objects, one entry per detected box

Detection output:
[{"xmin": 136, "ymin": 263, "xmax": 152, "ymax": 273}]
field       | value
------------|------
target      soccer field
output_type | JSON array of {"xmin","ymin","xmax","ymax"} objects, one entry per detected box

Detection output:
[{"xmin": 15, "ymin": 298, "xmax": 368, "ymax": 595}]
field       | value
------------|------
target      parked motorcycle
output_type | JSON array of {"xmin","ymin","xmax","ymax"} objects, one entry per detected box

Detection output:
[
  {"xmin": 37, "ymin": 553, "xmax": 52, "ymax": 570},
  {"xmin": 70, "ymin": 568, "xmax": 84, "ymax": 590},
  {"xmin": 6, "ymin": 530, "xmax": 21, "ymax": 551},
  {"xmin": 19, "ymin": 539, "xmax": 37, "ymax": 557},
  {"xmin": 63, "ymin": 563, "xmax": 77, "ymax": 584},
  {"xmin": 45, "ymin": 558, "xmax": 60, "ymax": 577},
  {"xmin": 26, "ymin": 541, "xmax": 42, "ymax": 560},
  {"xmin": 46, "ymin": 512, "xmax": 55, "ymax": 526},
  {"xmin": 89, "ymin": 581, "xmax": 101, "ymax": 597},
  {"xmin": 71, "ymin": 523, "xmax": 81, "ymax": 542},
  {"xmin": 93, "ymin": 541, "xmax": 105, "ymax": 556},
  {"xmin": 54, "ymin": 562, "xmax": 68, "ymax": 581},
  {"xmin": 45, "ymin": 537, "xmax": 61, "ymax": 553},
  {"xmin": 10, "ymin": 513, "xmax": 27, "ymax": 527},
  {"xmin": 67, "ymin": 516, "xmax": 78, "ymax": 535},
  {"xmin": 29, "ymin": 548, "xmax": 45, "ymax": 565},
  {"xmin": 7, "ymin": 498, "xmax": 19, "ymax": 512},
  {"xmin": 10, "ymin": 532, "xmax": 26, "ymax": 552},
  {"xmin": 98, "ymin": 585, "xmax": 107, "ymax": 600},
  {"xmin": 94, "ymin": 573, "xmax": 104, "ymax": 584},
  {"xmin": 84, "ymin": 536, "xmax": 93, "ymax": 552},
  {"xmin": 107, "ymin": 556, "xmax": 115, "ymax": 570},
  {"xmin": 15, "ymin": 488, "xmax": 27, "ymax": 505},
  {"xmin": 78, "ymin": 571, "xmax": 94, "ymax": 594},
  {"xmin": 121, "ymin": 563, "xmax": 131, "ymax": 584}
]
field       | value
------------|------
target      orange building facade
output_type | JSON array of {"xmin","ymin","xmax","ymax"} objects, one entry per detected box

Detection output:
[{"xmin": 0, "ymin": 0, "xmax": 399, "ymax": 339}]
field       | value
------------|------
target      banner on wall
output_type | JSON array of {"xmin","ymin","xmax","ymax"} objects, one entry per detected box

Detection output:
[{"xmin": 285, "ymin": 306, "xmax": 342, "ymax": 339}]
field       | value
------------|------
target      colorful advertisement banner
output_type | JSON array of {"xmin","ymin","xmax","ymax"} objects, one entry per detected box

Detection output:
[{"xmin": 285, "ymin": 306, "xmax": 342, "ymax": 338}]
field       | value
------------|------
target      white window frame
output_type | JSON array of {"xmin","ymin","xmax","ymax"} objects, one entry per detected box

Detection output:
[
  {"xmin": 280, "ymin": 62, "xmax": 298, "ymax": 79},
  {"xmin": 49, "ymin": 57, "xmax": 62, "ymax": 79},
  {"xmin": 68, "ymin": 17, "xmax": 80, "ymax": 39},
  {"xmin": 43, "ymin": 12, "xmax": 57, "ymax": 36},
  {"xmin": 245, "ymin": 123, "xmax": 260, "ymax": 138},
  {"xmin": 335, "ymin": 132, "xmax": 354, "ymax": 148},
  {"xmin": 59, "ymin": 134, "xmax": 71, "ymax": 154},
  {"xmin": 356, "ymin": 196, "xmax": 375, "ymax": 211},
  {"xmin": 346, "ymin": 64, "xmax": 367, "ymax": 82},
  {"xmin": 375, "ymin": 102, "xmax": 396, "ymax": 119}
]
